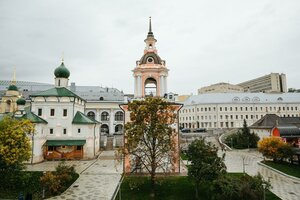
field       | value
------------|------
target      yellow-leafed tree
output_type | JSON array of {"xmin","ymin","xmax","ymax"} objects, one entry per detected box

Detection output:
[
  {"xmin": 258, "ymin": 137, "xmax": 293, "ymax": 162},
  {"xmin": 0, "ymin": 116, "xmax": 34, "ymax": 170}
]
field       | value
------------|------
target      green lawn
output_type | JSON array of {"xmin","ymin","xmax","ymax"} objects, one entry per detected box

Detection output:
[
  {"xmin": 263, "ymin": 161, "xmax": 300, "ymax": 178},
  {"xmin": 117, "ymin": 174, "xmax": 280, "ymax": 200}
]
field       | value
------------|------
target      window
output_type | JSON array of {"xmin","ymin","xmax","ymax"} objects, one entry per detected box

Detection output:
[
  {"xmin": 48, "ymin": 146, "xmax": 54, "ymax": 151},
  {"xmin": 220, "ymin": 107, "xmax": 222, "ymax": 111},
  {"xmin": 78, "ymin": 128, "xmax": 81, "ymax": 133},
  {"xmin": 63, "ymin": 109, "xmax": 67, "ymax": 117},
  {"xmin": 50, "ymin": 128, "xmax": 53, "ymax": 134},
  {"xmin": 50, "ymin": 109, "xmax": 55, "ymax": 116},
  {"xmin": 101, "ymin": 112, "xmax": 109, "ymax": 121},
  {"xmin": 76, "ymin": 146, "xmax": 82, "ymax": 150},
  {"xmin": 37, "ymin": 108, "xmax": 42, "ymax": 116},
  {"xmin": 87, "ymin": 111, "xmax": 95, "ymax": 120},
  {"xmin": 115, "ymin": 111, "xmax": 124, "ymax": 121},
  {"xmin": 63, "ymin": 129, "xmax": 67, "ymax": 134}
]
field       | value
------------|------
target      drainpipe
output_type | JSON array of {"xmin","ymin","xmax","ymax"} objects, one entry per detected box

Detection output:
[{"xmin": 93, "ymin": 123, "xmax": 96, "ymax": 157}]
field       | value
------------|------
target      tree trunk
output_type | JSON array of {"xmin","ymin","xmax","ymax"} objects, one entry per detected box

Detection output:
[
  {"xmin": 150, "ymin": 173, "xmax": 155, "ymax": 198},
  {"xmin": 195, "ymin": 182, "xmax": 199, "ymax": 200}
]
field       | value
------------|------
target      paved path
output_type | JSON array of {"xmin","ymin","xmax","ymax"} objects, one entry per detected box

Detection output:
[
  {"xmin": 223, "ymin": 149, "xmax": 300, "ymax": 200},
  {"xmin": 26, "ymin": 151, "xmax": 123, "ymax": 200}
]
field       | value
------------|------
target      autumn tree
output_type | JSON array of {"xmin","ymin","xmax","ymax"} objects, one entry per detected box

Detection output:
[
  {"xmin": 258, "ymin": 137, "xmax": 293, "ymax": 162},
  {"xmin": 186, "ymin": 138, "xmax": 226, "ymax": 200},
  {"xmin": 123, "ymin": 97, "xmax": 178, "ymax": 197},
  {"xmin": 0, "ymin": 116, "xmax": 34, "ymax": 170}
]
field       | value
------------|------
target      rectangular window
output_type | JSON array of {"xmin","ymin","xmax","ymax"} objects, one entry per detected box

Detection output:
[
  {"xmin": 78, "ymin": 128, "xmax": 81, "ymax": 133},
  {"xmin": 38, "ymin": 108, "xmax": 42, "ymax": 116},
  {"xmin": 63, "ymin": 109, "xmax": 67, "ymax": 117},
  {"xmin": 63, "ymin": 128, "xmax": 67, "ymax": 134},
  {"xmin": 50, "ymin": 128, "xmax": 53, "ymax": 134},
  {"xmin": 76, "ymin": 146, "xmax": 82, "ymax": 150},
  {"xmin": 220, "ymin": 107, "xmax": 222, "ymax": 111},
  {"xmin": 48, "ymin": 146, "xmax": 54, "ymax": 151},
  {"xmin": 50, "ymin": 109, "xmax": 55, "ymax": 116}
]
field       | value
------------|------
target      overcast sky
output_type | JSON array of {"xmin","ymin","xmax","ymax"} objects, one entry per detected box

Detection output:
[{"xmin": 0, "ymin": 0, "xmax": 300, "ymax": 94}]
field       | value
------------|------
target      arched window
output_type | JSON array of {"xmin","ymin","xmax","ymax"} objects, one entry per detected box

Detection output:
[
  {"xmin": 87, "ymin": 111, "xmax": 95, "ymax": 120},
  {"xmin": 115, "ymin": 111, "xmax": 124, "ymax": 121},
  {"xmin": 5, "ymin": 100, "xmax": 11, "ymax": 113},
  {"xmin": 99, "ymin": 97, "xmax": 104, "ymax": 101},
  {"xmin": 101, "ymin": 124, "xmax": 109, "ymax": 134},
  {"xmin": 144, "ymin": 78, "xmax": 157, "ymax": 96},
  {"xmin": 115, "ymin": 124, "xmax": 123, "ymax": 133},
  {"xmin": 101, "ymin": 111, "xmax": 109, "ymax": 121}
]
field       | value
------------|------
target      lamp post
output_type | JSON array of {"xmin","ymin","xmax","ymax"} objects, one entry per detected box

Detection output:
[{"xmin": 262, "ymin": 183, "xmax": 266, "ymax": 200}]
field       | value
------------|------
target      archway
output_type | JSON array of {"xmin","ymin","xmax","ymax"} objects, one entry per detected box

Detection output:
[
  {"xmin": 5, "ymin": 100, "xmax": 11, "ymax": 113},
  {"xmin": 144, "ymin": 77, "xmax": 157, "ymax": 96},
  {"xmin": 115, "ymin": 124, "xmax": 123, "ymax": 134},
  {"xmin": 101, "ymin": 124, "xmax": 109, "ymax": 134}
]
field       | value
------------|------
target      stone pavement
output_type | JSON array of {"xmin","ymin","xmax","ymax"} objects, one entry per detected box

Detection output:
[
  {"xmin": 223, "ymin": 149, "xmax": 300, "ymax": 200},
  {"xmin": 26, "ymin": 151, "xmax": 123, "ymax": 200}
]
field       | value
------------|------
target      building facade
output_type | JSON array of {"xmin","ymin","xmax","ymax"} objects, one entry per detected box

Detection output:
[
  {"xmin": 237, "ymin": 73, "xmax": 287, "ymax": 93},
  {"xmin": 179, "ymin": 93, "xmax": 300, "ymax": 130},
  {"xmin": 198, "ymin": 82, "xmax": 244, "ymax": 94}
]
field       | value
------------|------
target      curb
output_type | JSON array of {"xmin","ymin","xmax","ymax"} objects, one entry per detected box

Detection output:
[
  {"xmin": 257, "ymin": 161, "xmax": 300, "ymax": 182},
  {"xmin": 219, "ymin": 133, "xmax": 232, "ymax": 151}
]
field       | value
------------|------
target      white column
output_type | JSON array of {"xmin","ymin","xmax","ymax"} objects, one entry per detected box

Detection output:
[
  {"xmin": 110, "ymin": 109, "xmax": 114, "ymax": 135},
  {"xmin": 160, "ymin": 75, "xmax": 164, "ymax": 96},
  {"xmin": 134, "ymin": 76, "xmax": 137, "ymax": 97},
  {"xmin": 138, "ymin": 75, "xmax": 142, "ymax": 97},
  {"xmin": 164, "ymin": 76, "xmax": 167, "ymax": 94}
]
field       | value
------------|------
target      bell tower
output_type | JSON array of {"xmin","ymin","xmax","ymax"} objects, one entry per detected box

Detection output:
[{"xmin": 133, "ymin": 17, "xmax": 169, "ymax": 98}]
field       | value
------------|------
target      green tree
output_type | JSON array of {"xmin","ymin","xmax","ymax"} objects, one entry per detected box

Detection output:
[
  {"xmin": 0, "ymin": 116, "xmax": 34, "ymax": 170},
  {"xmin": 186, "ymin": 138, "xmax": 226, "ymax": 200},
  {"xmin": 123, "ymin": 97, "xmax": 178, "ymax": 197}
]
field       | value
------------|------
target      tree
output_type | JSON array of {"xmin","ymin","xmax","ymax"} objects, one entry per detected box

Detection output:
[
  {"xmin": 123, "ymin": 97, "xmax": 178, "ymax": 197},
  {"xmin": 258, "ymin": 137, "xmax": 292, "ymax": 162},
  {"xmin": 186, "ymin": 138, "xmax": 226, "ymax": 199},
  {"xmin": 0, "ymin": 116, "xmax": 34, "ymax": 170}
]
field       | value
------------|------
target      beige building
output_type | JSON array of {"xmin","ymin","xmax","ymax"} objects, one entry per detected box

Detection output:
[
  {"xmin": 237, "ymin": 73, "xmax": 287, "ymax": 93},
  {"xmin": 198, "ymin": 82, "xmax": 244, "ymax": 94},
  {"xmin": 180, "ymin": 93, "xmax": 300, "ymax": 130}
]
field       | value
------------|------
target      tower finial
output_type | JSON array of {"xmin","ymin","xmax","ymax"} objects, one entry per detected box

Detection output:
[
  {"xmin": 149, "ymin": 16, "xmax": 152, "ymax": 33},
  {"xmin": 62, "ymin": 51, "xmax": 64, "ymax": 63},
  {"xmin": 12, "ymin": 66, "xmax": 16, "ymax": 85}
]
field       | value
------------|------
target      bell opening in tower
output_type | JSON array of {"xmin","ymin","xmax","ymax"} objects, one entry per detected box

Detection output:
[{"xmin": 145, "ymin": 78, "xmax": 157, "ymax": 97}]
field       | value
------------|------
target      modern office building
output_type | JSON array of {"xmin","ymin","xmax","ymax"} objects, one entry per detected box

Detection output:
[{"xmin": 237, "ymin": 73, "xmax": 287, "ymax": 93}]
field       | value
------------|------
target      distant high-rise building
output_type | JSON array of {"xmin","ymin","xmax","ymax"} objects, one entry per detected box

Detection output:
[
  {"xmin": 237, "ymin": 73, "xmax": 287, "ymax": 93},
  {"xmin": 198, "ymin": 82, "xmax": 244, "ymax": 94}
]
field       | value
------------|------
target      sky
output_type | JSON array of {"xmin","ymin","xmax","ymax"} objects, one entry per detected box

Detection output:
[{"xmin": 0, "ymin": 0, "xmax": 300, "ymax": 95}]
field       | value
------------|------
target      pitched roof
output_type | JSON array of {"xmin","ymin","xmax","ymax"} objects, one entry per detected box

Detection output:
[
  {"xmin": 72, "ymin": 111, "xmax": 99, "ymax": 124},
  {"xmin": 30, "ymin": 87, "xmax": 84, "ymax": 101},
  {"xmin": 276, "ymin": 126, "xmax": 300, "ymax": 137},
  {"xmin": 20, "ymin": 111, "xmax": 48, "ymax": 124},
  {"xmin": 250, "ymin": 114, "xmax": 300, "ymax": 129}
]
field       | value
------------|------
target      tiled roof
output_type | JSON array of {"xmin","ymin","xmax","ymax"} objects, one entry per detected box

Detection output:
[
  {"xmin": 72, "ymin": 111, "xmax": 99, "ymax": 124},
  {"xmin": 250, "ymin": 114, "xmax": 300, "ymax": 129}
]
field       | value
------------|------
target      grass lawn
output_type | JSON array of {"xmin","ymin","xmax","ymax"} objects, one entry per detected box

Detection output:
[
  {"xmin": 263, "ymin": 161, "xmax": 300, "ymax": 178},
  {"xmin": 117, "ymin": 174, "xmax": 280, "ymax": 200}
]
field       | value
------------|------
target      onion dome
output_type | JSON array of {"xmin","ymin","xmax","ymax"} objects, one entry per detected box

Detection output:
[
  {"xmin": 16, "ymin": 97, "xmax": 26, "ymax": 105},
  {"xmin": 54, "ymin": 62, "xmax": 70, "ymax": 78},
  {"xmin": 8, "ymin": 84, "xmax": 18, "ymax": 91}
]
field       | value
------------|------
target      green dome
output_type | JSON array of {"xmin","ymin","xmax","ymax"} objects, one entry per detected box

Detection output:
[
  {"xmin": 54, "ymin": 62, "xmax": 70, "ymax": 78},
  {"xmin": 8, "ymin": 84, "xmax": 18, "ymax": 91},
  {"xmin": 16, "ymin": 97, "xmax": 26, "ymax": 105}
]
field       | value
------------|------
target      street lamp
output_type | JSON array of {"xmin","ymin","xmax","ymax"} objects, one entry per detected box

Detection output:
[{"xmin": 262, "ymin": 183, "xmax": 267, "ymax": 200}]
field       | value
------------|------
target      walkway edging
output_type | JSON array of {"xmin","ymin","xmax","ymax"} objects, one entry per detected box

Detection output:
[{"xmin": 257, "ymin": 161, "xmax": 300, "ymax": 182}]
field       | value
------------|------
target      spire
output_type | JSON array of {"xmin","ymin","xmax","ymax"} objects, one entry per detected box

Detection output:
[
  {"xmin": 62, "ymin": 51, "xmax": 64, "ymax": 63},
  {"xmin": 11, "ymin": 66, "xmax": 16, "ymax": 85},
  {"xmin": 147, "ymin": 16, "xmax": 154, "ymax": 38}
]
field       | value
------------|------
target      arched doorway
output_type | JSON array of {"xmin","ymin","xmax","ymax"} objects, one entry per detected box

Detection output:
[
  {"xmin": 5, "ymin": 100, "xmax": 11, "ymax": 113},
  {"xmin": 144, "ymin": 78, "xmax": 157, "ymax": 96},
  {"xmin": 115, "ymin": 124, "xmax": 123, "ymax": 134},
  {"xmin": 101, "ymin": 124, "xmax": 109, "ymax": 134}
]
